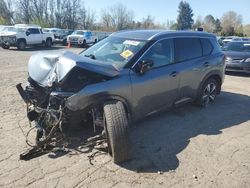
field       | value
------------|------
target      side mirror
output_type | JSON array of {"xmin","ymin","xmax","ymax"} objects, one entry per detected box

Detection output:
[
  {"xmin": 138, "ymin": 59, "xmax": 154, "ymax": 75},
  {"xmin": 26, "ymin": 31, "xmax": 30, "ymax": 36}
]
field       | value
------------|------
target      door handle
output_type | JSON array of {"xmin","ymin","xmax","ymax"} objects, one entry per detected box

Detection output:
[
  {"xmin": 203, "ymin": 62, "xmax": 210, "ymax": 67},
  {"xmin": 170, "ymin": 71, "xmax": 178, "ymax": 77}
]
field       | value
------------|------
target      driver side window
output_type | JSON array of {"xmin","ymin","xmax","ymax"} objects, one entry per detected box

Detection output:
[{"xmin": 141, "ymin": 39, "xmax": 174, "ymax": 68}]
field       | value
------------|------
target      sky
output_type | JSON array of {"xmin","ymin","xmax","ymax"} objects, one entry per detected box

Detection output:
[{"xmin": 84, "ymin": 0, "xmax": 250, "ymax": 25}]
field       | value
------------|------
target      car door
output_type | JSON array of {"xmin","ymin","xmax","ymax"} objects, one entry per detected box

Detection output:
[
  {"xmin": 173, "ymin": 37, "xmax": 206, "ymax": 100},
  {"xmin": 26, "ymin": 28, "xmax": 42, "ymax": 44},
  {"xmin": 84, "ymin": 31, "xmax": 92, "ymax": 43},
  {"xmin": 130, "ymin": 38, "xmax": 180, "ymax": 117}
]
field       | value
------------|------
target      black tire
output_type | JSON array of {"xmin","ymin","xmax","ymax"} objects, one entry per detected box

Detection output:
[
  {"xmin": 81, "ymin": 40, "xmax": 86, "ymax": 48},
  {"xmin": 1, "ymin": 43, "xmax": 10, "ymax": 49},
  {"xmin": 45, "ymin": 38, "xmax": 52, "ymax": 48},
  {"xmin": 94, "ymin": 39, "xmax": 97, "ymax": 44},
  {"xmin": 63, "ymin": 39, "xmax": 67, "ymax": 46},
  {"xmin": 196, "ymin": 78, "xmax": 219, "ymax": 107},
  {"xmin": 104, "ymin": 101, "xmax": 130, "ymax": 163},
  {"xmin": 17, "ymin": 40, "xmax": 26, "ymax": 50}
]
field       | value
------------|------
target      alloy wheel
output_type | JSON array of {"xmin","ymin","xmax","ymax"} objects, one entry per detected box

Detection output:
[{"xmin": 202, "ymin": 82, "xmax": 217, "ymax": 107}]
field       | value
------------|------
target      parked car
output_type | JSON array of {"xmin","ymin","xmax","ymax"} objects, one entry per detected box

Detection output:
[
  {"xmin": 63, "ymin": 29, "xmax": 74, "ymax": 36},
  {"xmin": 0, "ymin": 24, "xmax": 54, "ymax": 50},
  {"xmin": 92, "ymin": 31, "xmax": 112, "ymax": 41},
  {"xmin": 43, "ymin": 28, "xmax": 68, "ymax": 45},
  {"xmin": 0, "ymin": 25, "xmax": 15, "ymax": 34},
  {"xmin": 16, "ymin": 30, "xmax": 225, "ymax": 163},
  {"xmin": 222, "ymin": 41, "xmax": 250, "ymax": 73},
  {"xmin": 67, "ymin": 30, "xmax": 98, "ymax": 47}
]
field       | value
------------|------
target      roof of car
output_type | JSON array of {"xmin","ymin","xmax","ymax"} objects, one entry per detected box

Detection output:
[{"xmin": 111, "ymin": 30, "xmax": 215, "ymax": 41}]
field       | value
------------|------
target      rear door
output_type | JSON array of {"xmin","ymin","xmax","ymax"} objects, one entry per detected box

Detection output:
[
  {"xmin": 130, "ymin": 38, "xmax": 180, "ymax": 116},
  {"xmin": 173, "ymin": 37, "xmax": 212, "ymax": 100}
]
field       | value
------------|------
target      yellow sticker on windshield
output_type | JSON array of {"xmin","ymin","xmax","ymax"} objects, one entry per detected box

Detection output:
[{"xmin": 120, "ymin": 50, "xmax": 134, "ymax": 59}]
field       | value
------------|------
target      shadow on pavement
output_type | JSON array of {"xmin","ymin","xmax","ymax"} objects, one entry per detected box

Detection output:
[
  {"xmin": 22, "ymin": 91, "xmax": 250, "ymax": 172},
  {"xmin": 120, "ymin": 91, "xmax": 250, "ymax": 172}
]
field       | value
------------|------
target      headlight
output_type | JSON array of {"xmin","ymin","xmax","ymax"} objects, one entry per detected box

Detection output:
[
  {"xmin": 244, "ymin": 58, "xmax": 250, "ymax": 63},
  {"xmin": 225, "ymin": 57, "xmax": 232, "ymax": 63}
]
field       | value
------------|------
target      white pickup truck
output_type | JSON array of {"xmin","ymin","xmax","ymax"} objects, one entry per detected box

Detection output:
[
  {"xmin": 0, "ymin": 24, "xmax": 54, "ymax": 50},
  {"xmin": 67, "ymin": 30, "xmax": 98, "ymax": 47}
]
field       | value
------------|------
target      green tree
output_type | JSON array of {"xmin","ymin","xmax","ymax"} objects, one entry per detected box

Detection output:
[{"xmin": 176, "ymin": 1, "xmax": 194, "ymax": 30}]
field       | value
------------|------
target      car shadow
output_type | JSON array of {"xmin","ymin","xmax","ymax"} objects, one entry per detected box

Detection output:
[
  {"xmin": 119, "ymin": 91, "xmax": 250, "ymax": 172},
  {"xmin": 26, "ymin": 91, "xmax": 250, "ymax": 172}
]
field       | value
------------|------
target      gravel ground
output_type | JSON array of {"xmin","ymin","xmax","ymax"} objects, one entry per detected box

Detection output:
[{"xmin": 0, "ymin": 46, "xmax": 250, "ymax": 188}]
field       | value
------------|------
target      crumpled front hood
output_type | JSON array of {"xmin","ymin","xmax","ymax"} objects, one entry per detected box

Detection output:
[{"xmin": 28, "ymin": 51, "xmax": 120, "ymax": 87}]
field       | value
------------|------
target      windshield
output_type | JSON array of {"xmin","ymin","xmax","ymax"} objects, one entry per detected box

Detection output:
[
  {"xmin": 73, "ymin": 30, "xmax": 85, "ymax": 35},
  {"xmin": 223, "ymin": 42, "xmax": 250, "ymax": 52},
  {"xmin": 80, "ymin": 36, "xmax": 147, "ymax": 68},
  {"xmin": 15, "ymin": 27, "xmax": 26, "ymax": 33}
]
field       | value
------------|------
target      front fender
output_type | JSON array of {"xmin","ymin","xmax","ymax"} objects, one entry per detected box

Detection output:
[{"xmin": 66, "ymin": 92, "xmax": 132, "ymax": 115}]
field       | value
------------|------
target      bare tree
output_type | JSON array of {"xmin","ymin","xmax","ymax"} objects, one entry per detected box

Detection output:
[
  {"xmin": 221, "ymin": 11, "xmax": 242, "ymax": 36},
  {"xmin": 203, "ymin": 15, "xmax": 216, "ymax": 33},
  {"xmin": 193, "ymin": 15, "xmax": 203, "ymax": 30},
  {"xmin": 101, "ymin": 9, "xmax": 112, "ymax": 31},
  {"xmin": 243, "ymin": 24, "xmax": 250, "ymax": 37},
  {"xmin": 101, "ymin": 3, "xmax": 134, "ymax": 31},
  {"xmin": 0, "ymin": 0, "xmax": 14, "ymax": 24},
  {"xmin": 141, "ymin": 15, "xmax": 155, "ymax": 29},
  {"xmin": 16, "ymin": 0, "xmax": 32, "ymax": 23},
  {"xmin": 79, "ymin": 8, "xmax": 96, "ymax": 29}
]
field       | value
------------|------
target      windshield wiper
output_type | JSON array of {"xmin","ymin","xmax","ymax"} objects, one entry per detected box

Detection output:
[{"xmin": 84, "ymin": 54, "xmax": 96, "ymax": 60}]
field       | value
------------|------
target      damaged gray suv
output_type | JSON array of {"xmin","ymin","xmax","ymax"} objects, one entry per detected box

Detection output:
[{"xmin": 17, "ymin": 30, "xmax": 225, "ymax": 163}]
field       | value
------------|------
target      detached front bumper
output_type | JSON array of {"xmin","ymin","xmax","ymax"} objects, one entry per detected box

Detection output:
[{"xmin": 226, "ymin": 62, "xmax": 250, "ymax": 73}]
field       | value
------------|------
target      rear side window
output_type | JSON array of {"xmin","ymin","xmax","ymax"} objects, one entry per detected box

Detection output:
[
  {"xmin": 174, "ymin": 38, "xmax": 202, "ymax": 62},
  {"xmin": 211, "ymin": 37, "xmax": 222, "ymax": 53},
  {"xmin": 201, "ymin": 38, "xmax": 213, "ymax": 56}
]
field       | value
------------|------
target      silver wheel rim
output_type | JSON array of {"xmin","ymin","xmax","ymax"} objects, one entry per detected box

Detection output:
[{"xmin": 202, "ymin": 82, "xmax": 216, "ymax": 107}]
